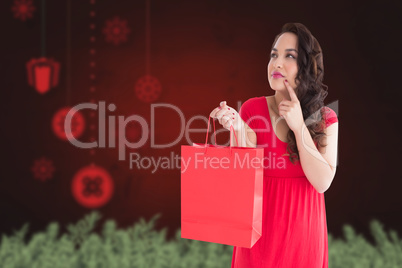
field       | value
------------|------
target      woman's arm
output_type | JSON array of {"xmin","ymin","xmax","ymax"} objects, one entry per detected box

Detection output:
[
  {"xmin": 279, "ymin": 80, "xmax": 339, "ymax": 193},
  {"xmin": 294, "ymin": 121, "xmax": 339, "ymax": 193},
  {"xmin": 210, "ymin": 101, "xmax": 257, "ymax": 148}
]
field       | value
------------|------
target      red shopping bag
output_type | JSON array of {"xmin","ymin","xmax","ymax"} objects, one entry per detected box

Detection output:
[{"xmin": 181, "ymin": 116, "xmax": 264, "ymax": 248}]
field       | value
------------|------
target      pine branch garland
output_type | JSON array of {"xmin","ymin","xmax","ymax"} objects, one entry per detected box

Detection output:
[{"xmin": 0, "ymin": 212, "xmax": 401, "ymax": 267}]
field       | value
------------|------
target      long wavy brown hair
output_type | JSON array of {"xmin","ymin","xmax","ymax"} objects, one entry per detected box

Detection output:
[{"xmin": 271, "ymin": 23, "xmax": 330, "ymax": 164}]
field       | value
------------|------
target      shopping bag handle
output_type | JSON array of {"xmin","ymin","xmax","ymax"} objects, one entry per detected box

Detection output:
[
  {"xmin": 205, "ymin": 115, "xmax": 217, "ymax": 146},
  {"xmin": 204, "ymin": 115, "xmax": 239, "ymax": 155}
]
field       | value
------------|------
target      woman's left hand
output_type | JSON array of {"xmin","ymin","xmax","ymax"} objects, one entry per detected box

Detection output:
[{"xmin": 278, "ymin": 80, "xmax": 304, "ymax": 133}]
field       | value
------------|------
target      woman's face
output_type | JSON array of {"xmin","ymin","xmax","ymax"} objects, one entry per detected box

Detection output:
[{"xmin": 267, "ymin": 32, "xmax": 299, "ymax": 91}]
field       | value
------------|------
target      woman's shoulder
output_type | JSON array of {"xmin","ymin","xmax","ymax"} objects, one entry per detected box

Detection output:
[
  {"xmin": 321, "ymin": 106, "xmax": 338, "ymax": 127},
  {"xmin": 242, "ymin": 96, "xmax": 270, "ymax": 106},
  {"xmin": 240, "ymin": 96, "xmax": 267, "ymax": 116},
  {"xmin": 238, "ymin": 97, "xmax": 265, "ymax": 129},
  {"xmin": 321, "ymin": 106, "xmax": 337, "ymax": 117}
]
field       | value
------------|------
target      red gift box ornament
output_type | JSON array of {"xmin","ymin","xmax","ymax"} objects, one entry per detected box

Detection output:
[{"xmin": 26, "ymin": 57, "xmax": 60, "ymax": 94}]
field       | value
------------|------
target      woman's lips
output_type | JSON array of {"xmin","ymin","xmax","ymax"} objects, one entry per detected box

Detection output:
[{"xmin": 272, "ymin": 74, "xmax": 284, "ymax": 79}]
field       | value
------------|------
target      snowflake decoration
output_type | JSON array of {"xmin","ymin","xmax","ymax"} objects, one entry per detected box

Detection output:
[
  {"xmin": 11, "ymin": 0, "xmax": 36, "ymax": 21},
  {"xmin": 31, "ymin": 157, "xmax": 55, "ymax": 181},
  {"xmin": 135, "ymin": 75, "xmax": 162, "ymax": 103},
  {"xmin": 102, "ymin": 16, "xmax": 131, "ymax": 45}
]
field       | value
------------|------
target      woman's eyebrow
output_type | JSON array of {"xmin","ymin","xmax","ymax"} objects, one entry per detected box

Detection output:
[{"xmin": 272, "ymin": 48, "xmax": 298, "ymax": 53}]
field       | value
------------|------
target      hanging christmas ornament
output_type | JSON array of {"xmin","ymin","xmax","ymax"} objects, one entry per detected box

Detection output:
[
  {"xmin": 71, "ymin": 164, "xmax": 114, "ymax": 208},
  {"xmin": 26, "ymin": 0, "xmax": 60, "ymax": 94},
  {"xmin": 26, "ymin": 57, "xmax": 60, "ymax": 94},
  {"xmin": 52, "ymin": 106, "xmax": 85, "ymax": 141},
  {"xmin": 11, "ymin": 0, "xmax": 36, "ymax": 21},
  {"xmin": 31, "ymin": 157, "xmax": 55, "ymax": 181},
  {"xmin": 125, "ymin": 120, "xmax": 142, "ymax": 143},
  {"xmin": 135, "ymin": 0, "xmax": 162, "ymax": 103},
  {"xmin": 135, "ymin": 74, "xmax": 162, "ymax": 103},
  {"xmin": 49, "ymin": 1, "xmax": 86, "ymax": 143},
  {"xmin": 102, "ymin": 16, "xmax": 131, "ymax": 45}
]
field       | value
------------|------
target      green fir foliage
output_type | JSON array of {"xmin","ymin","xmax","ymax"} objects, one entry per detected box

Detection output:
[{"xmin": 0, "ymin": 212, "xmax": 401, "ymax": 267}]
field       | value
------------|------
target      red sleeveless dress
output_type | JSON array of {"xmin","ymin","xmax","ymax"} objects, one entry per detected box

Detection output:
[{"xmin": 231, "ymin": 96, "xmax": 338, "ymax": 268}]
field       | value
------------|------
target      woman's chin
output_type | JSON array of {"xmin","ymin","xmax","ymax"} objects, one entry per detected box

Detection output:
[
  {"xmin": 269, "ymin": 80, "xmax": 285, "ymax": 90},
  {"xmin": 270, "ymin": 86, "xmax": 286, "ymax": 91}
]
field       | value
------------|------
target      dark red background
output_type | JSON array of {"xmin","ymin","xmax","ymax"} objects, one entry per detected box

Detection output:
[{"xmin": 1, "ymin": 0, "xmax": 401, "ymax": 244}]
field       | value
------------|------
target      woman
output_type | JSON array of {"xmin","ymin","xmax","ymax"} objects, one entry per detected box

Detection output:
[{"xmin": 210, "ymin": 22, "xmax": 339, "ymax": 267}]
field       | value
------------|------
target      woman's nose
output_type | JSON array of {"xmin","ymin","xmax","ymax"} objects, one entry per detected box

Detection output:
[{"xmin": 274, "ymin": 59, "xmax": 283, "ymax": 69}]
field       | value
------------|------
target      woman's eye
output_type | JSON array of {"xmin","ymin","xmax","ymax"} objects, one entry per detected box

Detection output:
[{"xmin": 270, "ymin": 53, "xmax": 296, "ymax": 59}]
